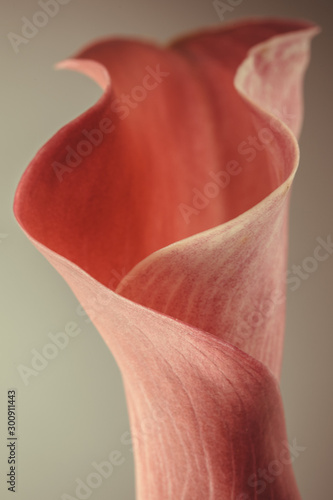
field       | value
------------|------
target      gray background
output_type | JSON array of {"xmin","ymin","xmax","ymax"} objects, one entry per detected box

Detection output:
[{"xmin": 0, "ymin": 0, "xmax": 332, "ymax": 499}]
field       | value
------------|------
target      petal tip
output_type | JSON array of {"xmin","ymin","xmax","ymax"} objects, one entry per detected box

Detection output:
[{"xmin": 54, "ymin": 58, "xmax": 110, "ymax": 91}]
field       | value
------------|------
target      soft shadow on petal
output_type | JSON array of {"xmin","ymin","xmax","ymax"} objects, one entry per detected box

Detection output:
[
  {"xmin": 21, "ymin": 242, "xmax": 304, "ymax": 499},
  {"xmin": 118, "ymin": 21, "xmax": 319, "ymax": 378},
  {"xmin": 14, "ymin": 19, "xmax": 319, "ymax": 500},
  {"xmin": 14, "ymin": 20, "xmax": 318, "ymax": 290}
]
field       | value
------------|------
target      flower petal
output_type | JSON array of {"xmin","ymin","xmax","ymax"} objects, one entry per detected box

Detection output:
[
  {"xmin": 14, "ymin": 20, "xmax": 318, "ymax": 290},
  {"xmin": 117, "ymin": 20, "xmax": 318, "ymax": 378},
  {"xmin": 22, "ymin": 242, "xmax": 303, "ymax": 499},
  {"xmin": 13, "ymin": 18, "xmax": 318, "ymax": 500}
]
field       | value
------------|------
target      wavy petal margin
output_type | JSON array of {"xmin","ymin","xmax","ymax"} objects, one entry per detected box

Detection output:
[{"xmin": 14, "ymin": 18, "xmax": 319, "ymax": 499}]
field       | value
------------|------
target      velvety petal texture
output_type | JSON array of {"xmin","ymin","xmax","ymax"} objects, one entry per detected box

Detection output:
[{"xmin": 14, "ymin": 18, "xmax": 318, "ymax": 499}]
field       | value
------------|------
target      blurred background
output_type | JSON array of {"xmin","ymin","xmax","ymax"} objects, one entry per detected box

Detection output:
[{"xmin": 0, "ymin": 0, "xmax": 332, "ymax": 499}]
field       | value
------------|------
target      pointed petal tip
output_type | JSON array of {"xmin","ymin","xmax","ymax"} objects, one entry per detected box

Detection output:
[{"xmin": 54, "ymin": 58, "xmax": 111, "ymax": 91}]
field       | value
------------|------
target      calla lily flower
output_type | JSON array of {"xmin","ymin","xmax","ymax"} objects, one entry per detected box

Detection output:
[{"xmin": 14, "ymin": 18, "xmax": 318, "ymax": 499}]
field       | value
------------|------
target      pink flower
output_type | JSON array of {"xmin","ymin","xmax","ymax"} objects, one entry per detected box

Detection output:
[{"xmin": 14, "ymin": 18, "xmax": 319, "ymax": 499}]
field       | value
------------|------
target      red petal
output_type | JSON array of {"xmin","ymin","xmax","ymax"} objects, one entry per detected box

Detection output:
[
  {"xmin": 14, "ymin": 20, "xmax": 317, "ymax": 289},
  {"xmin": 17, "ymin": 242, "xmax": 305, "ymax": 499},
  {"xmin": 14, "ymin": 19, "xmax": 318, "ymax": 499}
]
